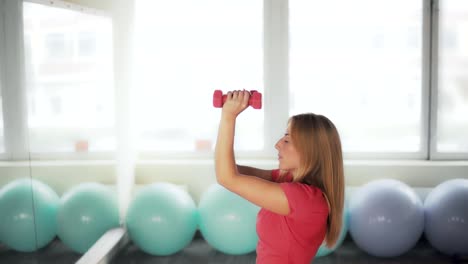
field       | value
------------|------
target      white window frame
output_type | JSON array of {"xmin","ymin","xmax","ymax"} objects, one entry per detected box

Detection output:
[
  {"xmin": 267, "ymin": 0, "xmax": 426, "ymax": 160},
  {"xmin": 0, "ymin": 0, "xmax": 116, "ymax": 160},
  {"xmin": 267, "ymin": 0, "xmax": 467, "ymax": 161},
  {"xmin": 0, "ymin": 0, "xmax": 466, "ymax": 161},
  {"xmin": 429, "ymin": 0, "xmax": 468, "ymax": 160},
  {"xmin": 0, "ymin": 0, "xmax": 29, "ymax": 161}
]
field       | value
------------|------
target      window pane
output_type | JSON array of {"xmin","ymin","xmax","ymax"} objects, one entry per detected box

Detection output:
[
  {"xmin": 437, "ymin": 0, "xmax": 468, "ymax": 152},
  {"xmin": 23, "ymin": 2, "xmax": 115, "ymax": 153},
  {"xmin": 134, "ymin": 0, "xmax": 263, "ymax": 152},
  {"xmin": 290, "ymin": 0, "xmax": 422, "ymax": 153}
]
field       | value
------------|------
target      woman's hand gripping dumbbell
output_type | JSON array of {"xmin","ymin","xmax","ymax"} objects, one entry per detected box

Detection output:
[{"xmin": 212, "ymin": 90, "xmax": 262, "ymax": 109}]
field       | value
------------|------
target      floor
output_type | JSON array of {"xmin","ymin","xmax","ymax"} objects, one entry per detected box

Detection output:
[
  {"xmin": 0, "ymin": 235, "xmax": 464, "ymax": 264},
  {"xmin": 0, "ymin": 239, "xmax": 81, "ymax": 263},
  {"xmin": 113, "ymin": 236, "xmax": 458, "ymax": 264}
]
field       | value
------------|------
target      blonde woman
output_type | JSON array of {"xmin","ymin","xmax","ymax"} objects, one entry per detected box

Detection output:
[{"xmin": 215, "ymin": 90, "xmax": 345, "ymax": 263}]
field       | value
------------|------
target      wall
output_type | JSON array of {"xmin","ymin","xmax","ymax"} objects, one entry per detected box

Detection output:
[{"xmin": 1, "ymin": 160, "xmax": 467, "ymax": 204}]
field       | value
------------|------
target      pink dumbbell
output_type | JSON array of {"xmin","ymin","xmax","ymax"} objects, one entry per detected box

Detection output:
[{"xmin": 212, "ymin": 90, "xmax": 262, "ymax": 109}]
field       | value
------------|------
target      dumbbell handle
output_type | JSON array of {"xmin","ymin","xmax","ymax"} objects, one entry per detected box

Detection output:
[{"xmin": 213, "ymin": 90, "xmax": 262, "ymax": 109}]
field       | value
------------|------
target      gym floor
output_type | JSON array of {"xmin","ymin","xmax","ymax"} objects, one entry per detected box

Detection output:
[{"xmin": 1, "ymin": 234, "xmax": 461, "ymax": 264}]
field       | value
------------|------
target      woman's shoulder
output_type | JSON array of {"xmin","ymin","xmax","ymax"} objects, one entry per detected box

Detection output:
[
  {"xmin": 280, "ymin": 182, "xmax": 325, "ymax": 200},
  {"xmin": 279, "ymin": 182, "xmax": 329, "ymax": 216}
]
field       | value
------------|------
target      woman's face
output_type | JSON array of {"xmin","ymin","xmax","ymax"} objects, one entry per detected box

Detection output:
[{"xmin": 275, "ymin": 124, "xmax": 301, "ymax": 172}]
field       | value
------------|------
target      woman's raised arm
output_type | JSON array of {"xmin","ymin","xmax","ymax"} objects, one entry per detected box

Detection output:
[{"xmin": 237, "ymin": 165, "xmax": 273, "ymax": 181}]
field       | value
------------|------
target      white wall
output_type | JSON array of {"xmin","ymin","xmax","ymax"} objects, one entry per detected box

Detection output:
[{"xmin": 0, "ymin": 160, "xmax": 467, "ymax": 204}]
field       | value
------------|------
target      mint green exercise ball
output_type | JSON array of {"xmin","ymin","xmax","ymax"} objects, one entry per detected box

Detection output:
[
  {"xmin": 57, "ymin": 183, "xmax": 120, "ymax": 254},
  {"xmin": 315, "ymin": 206, "xmax": 350, "ymax": 257},
  {"xmin": 126, "ymin": 182, "xmax": 197, "ymax": 256},
  {"xmin": 198, "ymin": 184, "xmax": 260, "ymax": 255},
  {"xmin": 0, "ymin": 178, "xmax": 60, "ymax": 252}
]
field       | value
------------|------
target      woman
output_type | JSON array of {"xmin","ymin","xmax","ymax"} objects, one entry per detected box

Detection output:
[{"xmin": 215, "ymin": 90, "xmax": 344, "ymax": 263}]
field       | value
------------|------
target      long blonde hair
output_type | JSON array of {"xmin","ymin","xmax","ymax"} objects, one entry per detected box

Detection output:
[{"xmin": 288, "ymin": 113, "xmax": 344, "ymax": 248}]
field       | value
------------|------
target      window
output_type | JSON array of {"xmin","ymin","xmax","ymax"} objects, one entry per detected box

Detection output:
[
  {"xmin": 133, "ymin": 0, "xmax": 263, "ymax": 154},
  {"xmin": 78, "ymin": 32, "xmax": 97, "ymax": 57},
  {"xmin": 436, "ymin": 0, "xmax": 468, "ymax": 154},
  {"xmin": 45, "ymin": 33, "xmax": 72, "ymax": 59},
  {"xmin": 23, "ymin": 1, "xmax": 115, "ymax": 153},
  {"xmin": 0, "ymin": 0, "xmax": 466, "ymax": 161},
  {"xmin": 289, "ymin": 0, "xmax": 423, "ymax": 154}
]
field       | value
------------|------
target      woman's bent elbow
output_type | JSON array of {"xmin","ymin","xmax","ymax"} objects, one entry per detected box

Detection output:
[{"xmin": 215, "ymin": 173, "xmax": 234, "ymax": 188}]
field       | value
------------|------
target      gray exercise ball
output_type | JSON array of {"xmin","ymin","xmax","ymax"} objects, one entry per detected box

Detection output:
[
  {"xmin": 424, "ymin": 179, "xmax": 468, "ymax": 256},
  {"xmin": 349, "ymin": 179, "xmax": 424, "ymax": 257}
]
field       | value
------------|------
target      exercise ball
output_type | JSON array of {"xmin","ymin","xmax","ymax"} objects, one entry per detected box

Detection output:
[
  {"xmin": 126, "ymin": 183, "xmax": 197, "ymax": 256},
  {"xmin": 0, "ymin": 178, "xmax": 59, "ymax": 252},
  {"xmin": 349, "ymin": 179, "xmax": 424, "ymax": 257},
  {"xmin": 57, "ymin": 183, "xmax": 119, "ymax": 254},
  {"xmin": 424, "ymin": 179, "xmax": 468, "ymax": 255},
  {"xmin": 198, "ymin": 184, "xmax": 260, "ymax": 255},
  {"xmin": 315, "ymin": 205, "xmax": 349, "ymax": 258}
]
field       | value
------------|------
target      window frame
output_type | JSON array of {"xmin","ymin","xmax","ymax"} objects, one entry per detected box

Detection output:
[
  {"xmin": 0, "ymin": 0, "xmax": 30, "ymax": 161},
  {"xmin": 1, "ymin": 0, "xmax": 116, "ymax": 160},
  {"xmin": 0, "ymin": 0, "xmax": 466, "ymax": 161},
  {"xmin": 429, "ymin": 0, "xmax": 468, "ymax": 160}
]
